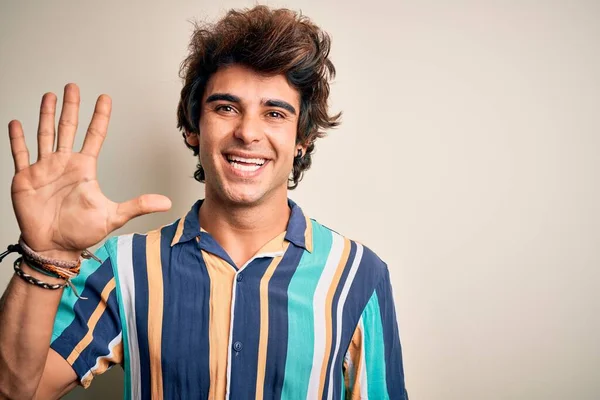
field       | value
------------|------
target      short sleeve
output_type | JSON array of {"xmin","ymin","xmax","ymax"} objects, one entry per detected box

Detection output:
[
  {"xmin": 50, "ymin": 242, "xmax": 123, "ymax": 388},
  {"xmin": 343, "ymin": 268, "xmax": 409, "ymax": 399}
]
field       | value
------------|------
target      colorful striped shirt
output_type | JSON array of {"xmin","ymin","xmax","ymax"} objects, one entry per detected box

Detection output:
[{"xmin": 51, "ymin": 199, "xmax": 408, "ymax": 399}]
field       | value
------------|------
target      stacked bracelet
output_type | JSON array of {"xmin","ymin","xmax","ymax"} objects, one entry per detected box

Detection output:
[{"xmin": 0, "ymin": 238, "xmax": 99, "ymax": 300}]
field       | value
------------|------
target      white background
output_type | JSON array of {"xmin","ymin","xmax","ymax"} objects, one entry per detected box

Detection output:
[{"xmin": 1, "ymin": 1, "xmax": 599, "ymax": 399}]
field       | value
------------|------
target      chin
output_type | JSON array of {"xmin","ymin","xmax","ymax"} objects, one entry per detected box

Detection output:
[
  {"xmin": 207, "ymin": 168, "xmax": 288, "ymax": 207},
  {"xmin": 220, "ymin": 185, "xmax": 269, "ymax": 207}
]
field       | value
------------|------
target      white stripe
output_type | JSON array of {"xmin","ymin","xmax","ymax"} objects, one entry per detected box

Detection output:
[
  {"xmin": 358, "ymin": 318, "xmax": 369, "ymax": 399},
  {"xmin": 307, "ymin": 232, "xmax": 345, "ymax": 399},
  {"xmin": 116, "ymin": 235, "xmax": 142, "ymax": 400},
  {"xmin": 225, "ymin": 277, "xmax": 237, "ymax": 400},
  {"xmin": 82, "ymin": 332, "xmax": 123, "ymax": 381},
  {"xmin": 327, "ymin": 244, "xmax": 364, "ymax": 399}
]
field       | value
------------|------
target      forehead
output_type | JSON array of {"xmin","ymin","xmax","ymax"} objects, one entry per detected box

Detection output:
[{"xmin": 203, "ymin": 64, "xmax": 300, "ymax": 106}]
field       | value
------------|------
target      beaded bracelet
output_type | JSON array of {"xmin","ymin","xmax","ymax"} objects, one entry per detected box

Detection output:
[{"xmin": 13, "ymin": 257, "xmax": 67, "ymax": 290}]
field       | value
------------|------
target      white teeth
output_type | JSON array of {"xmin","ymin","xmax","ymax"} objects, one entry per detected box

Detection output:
[
  {"xmin": 226, "ymin": 155, "xmax": 266, "ymax": 165},
  {"xmin": 230, "ymin": 161, "xmax": 261, "ymax": 172}
]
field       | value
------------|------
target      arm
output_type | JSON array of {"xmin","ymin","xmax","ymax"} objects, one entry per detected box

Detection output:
[
  {"xmin": 0, "ymin": 245, "xmax": 121, "ymax": 400},
  {"xmin": 1, "ymin": 83, "xmax": 170, "ymax": 399},
  {"xmin": 0, "ymin": 258, "xmax": 79, "ymax": 399},
  {"xmin": 343, "ymin": 268, "xmax": 409, "ymax": 399}
]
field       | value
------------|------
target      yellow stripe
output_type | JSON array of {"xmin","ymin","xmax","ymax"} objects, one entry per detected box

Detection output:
[
  {"xmin": 204, "ymin": 251, "xmax": 236, "ymax": 400},
  {"xmin": 146, "ymin": 230, "xmax": 164, "ymax": 399},
  {"xmin": 170, "ymin": 216, "xmax": 186, "ymax": 246},
  {"xmin": 318, "ymin": 238, "xmax": 351, "ymax": 395},
  {"xmin": 67, "ymin": 278, "xmax": 116, "ymax": 364},
  {"xmin": 304, "ymin": 216, "xmax": 314, "ymax": 252},
  {"xmin": 255, "ymin": 242, "xmax": 289, "ymax": 400}
]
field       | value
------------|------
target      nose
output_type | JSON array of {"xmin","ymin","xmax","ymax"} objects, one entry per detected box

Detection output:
[{"xmin": 233, "ymin": 113, "xmax": 263, "ymax": 144}]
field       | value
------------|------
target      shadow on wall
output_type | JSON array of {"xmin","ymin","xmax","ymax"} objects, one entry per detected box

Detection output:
[{"xmin": 62, "ymin": 367, "xmax": 123, "ymax": 399}]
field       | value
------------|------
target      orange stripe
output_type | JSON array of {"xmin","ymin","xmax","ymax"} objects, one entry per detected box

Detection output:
[
  {"xmin": 255, "ymin": 242, "xmax": 289, "ymax": 400},
  {"xmin": 146, "ymin": 230, "xmax": 164, "ymax": 399},
  {"xmin": 204, "ymin": 251, "xmax": 236, "ymax": 400},
  {"xmin": 170, "ymin": 216, "xmax": 186, "ymax": 246},
  {"xmin": 318, "ymin": 238, "xmax": 351, "ymax": 395},
  {"xmin": 67, "ymin": 278, "xmax": 116, "ymax": 364}
]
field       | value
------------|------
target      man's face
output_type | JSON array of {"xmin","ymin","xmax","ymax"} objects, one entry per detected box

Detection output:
[{"xmin": 187, "ymin": 64, "xmax": 301, "ymax": 206}]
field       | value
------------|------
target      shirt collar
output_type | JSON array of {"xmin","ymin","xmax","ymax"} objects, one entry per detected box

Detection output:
[{"xmin": 170, "ymin": 198, "xmax": 313, "ymax": 253}]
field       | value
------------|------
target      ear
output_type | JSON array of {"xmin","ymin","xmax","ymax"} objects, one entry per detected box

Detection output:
[
  {"xmin": 297, "ymin": 144, "xmax": 308, "ymax": 158},
  {"xmin": 185, "ymin": 130, "xmax": 199, "ymax": 147}
]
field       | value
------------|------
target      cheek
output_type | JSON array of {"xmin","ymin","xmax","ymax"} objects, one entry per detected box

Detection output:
[
  {"xmin": 198, "ymin": 119, "xmax": 223, "ymax": 153},
  {"xmin": 269, "ymin": 125, "xmax": 298, "ymax": 160}
]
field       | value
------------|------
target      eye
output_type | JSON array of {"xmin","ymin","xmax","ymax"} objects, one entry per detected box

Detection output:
[
  {"xmin": 267, "ymin": 111, "xmax": 285, "ymax": 119},
  {"xmin": 216, "ymin": 104, "xmax": 236, "ymax": 113}
]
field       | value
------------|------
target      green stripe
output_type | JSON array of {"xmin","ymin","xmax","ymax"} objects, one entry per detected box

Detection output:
[
  {"xmin": 51, "ymin": 244, "xmax": 109, "ymax": 342},
  {"xmin": 104, "ymin": 237, "xmax": 131, "ymax": 400},
  {"xmin": 363, "ymin": 291, "xmax": 390, "ymax": 400},
  {"xmin": 281, "ymin": 220, "xmax": 332, "ymax": 399}
]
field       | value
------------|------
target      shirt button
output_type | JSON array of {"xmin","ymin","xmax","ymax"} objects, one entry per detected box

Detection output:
[
  {"xmin": 233, "ymin": 341, "xmax": 243, "ymax": 352},
  {"xmin": 236, "ymin": 273, "xmax": 243, "ymax": 282}
]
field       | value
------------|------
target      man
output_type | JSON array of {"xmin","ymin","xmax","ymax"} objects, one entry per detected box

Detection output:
[{"xmin": 0, "ymin": 6, "xmax": 408, "ymax": 399}]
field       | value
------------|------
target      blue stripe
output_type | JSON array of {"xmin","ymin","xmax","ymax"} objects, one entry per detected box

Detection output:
[
  {"xmin": 160, "ymin": 224, "xmax": 211, "ymax": 398},
  {"xmin": 51, "ymin": 245, "xmax": 109, "ymax": 341},
  {"xmin": 376, "ymin": 268, "xmax": 408, "ymax": 399},
  {"xmin": 229, "ymin": 257, "xmax": 272, "ymax": 399},
  {"xmin": 284, "ymin": 200, "xmax": 309, "ymax": 249},
  {"xmin": 78, "ymin": 289, "xmax": 121, "ymax": 369},
  {"xmin": 339, "ymin": 246, "xmax": 386, "ymax": 339},
  {"xmin": 132, "ymin": 233, "xmax": 151, "ymax": 400},
  {"xmin": 262, "ymin": 245, "xmax": 305, "ymax": 400},
  {"xmin": 198, "ymin": 233, "xmax": 236, "ymax": 269},
  {"xmin": 322, "ymin": 241, "xmax": 357, "ymax": 400},
  {"xmin": 50, "ymin": 256, "xmax": 116, "ymax": 379}
]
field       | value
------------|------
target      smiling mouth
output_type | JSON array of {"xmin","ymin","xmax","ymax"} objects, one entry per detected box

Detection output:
[{"xmin": 225, "ymin": 154, "xmax": 268, "ymax": 172}]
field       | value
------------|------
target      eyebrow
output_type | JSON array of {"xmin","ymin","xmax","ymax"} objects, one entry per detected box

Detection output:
[
  {"xmin": 264, "ymin": 99, "xmax": 297, "ymax": 115},
  {"xmin": 205, "ymin": 93, "xmax": 241, "ymax": 103},
  {"xmin": 205, "ymin": 92, "xmax": 297, "ymax": 115}
]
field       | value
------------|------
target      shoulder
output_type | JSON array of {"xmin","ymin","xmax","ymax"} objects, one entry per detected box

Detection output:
[
  {"xmin": 100, "ymin": 217, "xmax": 182, "ymax": 257},
  {"xmin": 310, "ymin": 218, "xmax": 390, "ymax": 289}
]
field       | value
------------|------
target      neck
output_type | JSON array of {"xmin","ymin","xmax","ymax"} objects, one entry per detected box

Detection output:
[{"xmin": 199, "ymin": 189, "xmax": 291, "ymax": 267}]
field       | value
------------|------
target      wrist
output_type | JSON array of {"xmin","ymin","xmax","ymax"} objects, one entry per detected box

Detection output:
[
  {"xmin": 19, "ymin": 259, "xmax": 67, "ymax": 286},
  {"xmin": 35, "ymin": 249, "xmax": 82, "ymax": 262}
]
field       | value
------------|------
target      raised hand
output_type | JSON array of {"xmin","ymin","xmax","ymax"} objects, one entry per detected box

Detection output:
[{"xmin": 8, "ymin": 84, "xmax": 172, "ymax": 260}]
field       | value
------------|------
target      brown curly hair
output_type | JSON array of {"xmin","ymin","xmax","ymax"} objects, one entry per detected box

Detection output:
[{"xmin": 176, "ymin": 5, "xmax": 341, "ymax": 189}]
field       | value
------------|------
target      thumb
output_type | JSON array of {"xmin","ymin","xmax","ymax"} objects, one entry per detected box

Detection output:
[{"xmin": 112, "ymin": 194, "xmax": 172, "ymax": 229}]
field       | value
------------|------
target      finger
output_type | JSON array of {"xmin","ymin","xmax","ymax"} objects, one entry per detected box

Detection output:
[
  {"xmin": 8, "ymin": 120, "xmax": 30, "ymax": 172},
  {"xmin": 111, "ymin": 194, "xmax": 172, "ymax": 229},
  {"xmin": 80, "ymin": 94, "xmax": 111, "ymax": 157},
  {"xmin": 55, "ymin": 83, "xmax": 80, "ymax": 152},
  {"xmin": 37, "ymin": 92, "xmax": 57, "ymax": 160}
]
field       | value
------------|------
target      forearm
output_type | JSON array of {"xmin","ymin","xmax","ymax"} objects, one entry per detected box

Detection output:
[{"xmin": 0, "ymin": 260, "xmax": 65, "ymax": 399}]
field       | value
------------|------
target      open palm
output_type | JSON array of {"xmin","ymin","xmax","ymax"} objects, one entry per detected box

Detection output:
[{"xmin": 9, "ymin": 84, "xmax": 171, "ymax": 259}]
